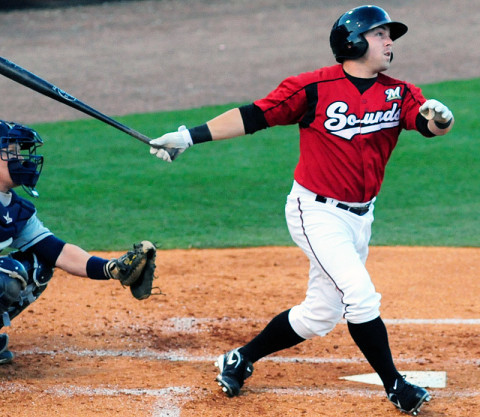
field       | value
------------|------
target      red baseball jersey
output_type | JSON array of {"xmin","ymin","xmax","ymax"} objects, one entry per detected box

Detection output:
[{"xmin": 254, "ymin": 64, "xmax": 426, "ymax": 202}]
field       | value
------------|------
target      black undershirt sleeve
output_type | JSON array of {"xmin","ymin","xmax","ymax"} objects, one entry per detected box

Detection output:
[{"xmin": 239, "ymin": 103, "xmax": 269, "ymax": 134}]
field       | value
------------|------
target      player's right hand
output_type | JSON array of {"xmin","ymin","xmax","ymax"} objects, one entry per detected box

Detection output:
[{"xmin": 149, "ymin": 125, "xmax": 193, "ymax": 162}]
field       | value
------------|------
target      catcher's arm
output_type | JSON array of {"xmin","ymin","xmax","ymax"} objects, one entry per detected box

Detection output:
[{"xmin": 54, "ymin": 243, "xmax": 92, "ymax": 276}]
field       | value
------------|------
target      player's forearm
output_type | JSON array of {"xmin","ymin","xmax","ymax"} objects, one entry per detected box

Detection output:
[
  {"xmin": 206, "ymin": 108, "xmax": 245, "ymax": 140},
  {"xmin": 427, "ymin": 117, "xmax": 454, "ymax": 136},
  {"xmin": 150, "ymin": 107, "xmax": 247, "ymax": 162},
  {"xmin": 55, "ymin": 243, "xmax": 89, "ymax": 277},
  {"xmin": 419, "ymin": 99, "xmax": 454, "ymax": 137}
]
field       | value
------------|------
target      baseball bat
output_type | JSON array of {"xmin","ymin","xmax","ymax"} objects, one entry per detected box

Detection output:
[{"xmin": 0, "ymin": 56, "xmax": 158, "ymax": 147}]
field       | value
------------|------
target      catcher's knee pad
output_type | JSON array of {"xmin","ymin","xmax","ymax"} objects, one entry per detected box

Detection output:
[
  {"xmin": 9, "ymin": 251, "xmax": 54, "ymax": 289},
  {"xmin": 0, "ymin": 252, "xmax": 54, "ymax": 327},
  {"xmin": 0, "ymin": 271, "xmax": 23, "ymax": 312},
  {"xmin": 0, "ymin": 256, "xmax": 29, "ymax": 328}
]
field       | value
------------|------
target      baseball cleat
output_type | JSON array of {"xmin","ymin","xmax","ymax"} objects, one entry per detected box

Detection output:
[
  {"xmin": 215, "ymin": 348, "xmax": 253, "ymax": 397},
  {"xmin": 387, "ymin": 377, "xmax": 431, "ymax": 415}
]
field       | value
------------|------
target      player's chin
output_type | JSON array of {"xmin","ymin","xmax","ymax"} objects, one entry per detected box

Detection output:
[{"xmin": 378, "ymin": 60, "xmax": 391, "ymax": 73}]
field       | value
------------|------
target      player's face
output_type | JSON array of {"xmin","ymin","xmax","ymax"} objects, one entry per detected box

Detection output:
[
  {"xmin": 0, "ymin": 150, "xmax": 16, "ymax": 192},
  {"xmin": 362, "ymin": 25, "xmax": 393, "ymax": 73},
  {"xmin": 0, "ymin": 143, "xmax": 22, "ymax": 160}
]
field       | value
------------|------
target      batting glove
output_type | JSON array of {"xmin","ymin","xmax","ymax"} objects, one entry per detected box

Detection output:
[
  {"xmin": 149, "ymin": 125, "xmax": 193, "ymax": 162},
  {"xmin": 419, "ymin": 99, "xmax": 453, "ymax": 123}
]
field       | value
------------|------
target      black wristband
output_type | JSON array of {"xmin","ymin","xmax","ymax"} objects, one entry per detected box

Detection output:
[
  {"xmin": 434, "ymin": 118, "xmax": 452, "ymax": 129},
  {"xmin": 189, "ymin": 124, "xmax": 213, "ymax": 144}
]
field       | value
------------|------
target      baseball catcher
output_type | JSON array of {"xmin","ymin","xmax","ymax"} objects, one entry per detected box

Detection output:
[{"xmin": 0, "ymin": 120, "xmax": 158, "ymax": 365}]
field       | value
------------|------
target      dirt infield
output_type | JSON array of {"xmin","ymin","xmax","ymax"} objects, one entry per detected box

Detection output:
[
  {"xmin": 0, "ymin": 1, "xmax": 478, "ymax": 416},
  {"xmin": 0, "ymin": 246, "xmax": 479, "ymax": 416}
]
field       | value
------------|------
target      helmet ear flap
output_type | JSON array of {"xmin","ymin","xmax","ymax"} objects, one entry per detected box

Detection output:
[
  {"xmin": 344, "ymin": 35, "xmax": 369, "ymax": 61},
  {"xmin": 331, "ymin": 31, "xmax": 368, "ymax": 63}
]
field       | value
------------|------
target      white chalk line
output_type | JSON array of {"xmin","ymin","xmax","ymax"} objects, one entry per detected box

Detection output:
[
  {"xmin": 250, "ymin": 386, "xmax": 480, "ymax": 399},
  {"xmin": 0, "ymin": 381, "xmax": 478, "ymax": 400},
  {"xmin": 17, "ymin": 346, "xmax": 480, "ymax": 366},
  {"xmin": 0, "ymin": 383, "xmax": 191, "ymax": 417},
  {"xmin": 159, "ymin": 317, "xmax": 480, "ymax": 333}
]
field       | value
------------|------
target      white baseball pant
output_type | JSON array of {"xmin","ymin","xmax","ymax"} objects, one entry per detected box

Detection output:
[{"xmin": 286, "ymin": 181, "xmax": 381, "ymax": 339}]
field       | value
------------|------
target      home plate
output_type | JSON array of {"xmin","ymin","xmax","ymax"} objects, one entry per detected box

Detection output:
[{"xmin": 340, "ymin": 371, "xmax": 447, "ymax": 388}]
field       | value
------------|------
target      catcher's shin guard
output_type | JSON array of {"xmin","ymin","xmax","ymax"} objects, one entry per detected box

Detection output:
[{"xmin": 1, "ymin": 252, "xmax": 54, "ymax": 327}]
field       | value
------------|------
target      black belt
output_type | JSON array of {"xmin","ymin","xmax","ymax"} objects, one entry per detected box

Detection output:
[{"xmin": 315, "ymin": 195, "xmax": 370, "ymax": 216}]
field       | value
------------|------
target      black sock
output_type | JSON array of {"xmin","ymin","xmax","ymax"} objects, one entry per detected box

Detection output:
[
  {"xmin": 239, "ymin": 309, "xmax": 305, "ymax": 363},
  {"xmin": 347, "ymin": 316, "xmax": 402, "ymax": 390}
]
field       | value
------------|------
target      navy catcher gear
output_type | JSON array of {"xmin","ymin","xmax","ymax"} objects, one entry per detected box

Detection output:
[
  {"xmin": 0, "ymin": 121, "xmax": 44, "ymax": 198},
  {"xmin": 0, "ymin": 252, "xmax": 54, "ymax": 328},
  {"xmin": 0, "ymin": 257, "xmax": 28, "ymax": 327},
  {"xmin": 330, "ymin": 5, "xmax": 408, "ymax": 63},
  {"xmin": 0, "ymin": 190, "xmax": 36, "ymax": 249}
]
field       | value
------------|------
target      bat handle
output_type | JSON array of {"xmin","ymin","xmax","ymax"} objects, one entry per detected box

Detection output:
[{"xmin": 147, "ymin": 141, "xmax": 181, "ymax": 160}]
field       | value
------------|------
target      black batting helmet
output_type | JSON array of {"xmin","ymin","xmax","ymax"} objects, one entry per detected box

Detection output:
[{"xmin": 330, "ymin": 5, "xmax": 408, "ymax": 63}]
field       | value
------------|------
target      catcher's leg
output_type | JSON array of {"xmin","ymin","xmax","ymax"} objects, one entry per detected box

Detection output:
[
  {"xmin": 5, "ymin": 251, "xmax": 54, "ymax": 322},
  {"xmin": 0, "ymin": 257, "xmax": 25, "ymax": 364},
  {"xmin": 0, "ymin": 252, "xmax": 54, "ymax": 364},
  {"xmin": 0, "ymin": 268, "xmax": 22, "ymax": 363},
  {"xmin": 0, "ymin": 333, "xmax": 13, "ymax": 364},
  {"xmin": 0, "ymin": 262, "xmax": 24, "ymax": 328}
]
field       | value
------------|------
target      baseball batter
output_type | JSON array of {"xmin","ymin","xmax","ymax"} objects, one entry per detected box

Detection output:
[
  {"xmin": 0, "ymin": 121, "xmax": 157, "ymax": 365},
  {"xmin": 150, "ymin": 5, "xmax": 454, "ymax": 415}
]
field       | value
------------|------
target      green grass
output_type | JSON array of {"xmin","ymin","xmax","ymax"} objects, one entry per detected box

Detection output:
[
  {"xmin": 374, "ymin": 78, "xmax": 480, "ymax": 245},
  {"xmin": 30, "ymin": 78, "xmax": 479, "ymax": 250}
]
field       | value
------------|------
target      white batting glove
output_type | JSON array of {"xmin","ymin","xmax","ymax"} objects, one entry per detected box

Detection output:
[
  {"xmin": 149, "ymin": 125, "xmax": 193, "ymax": 162},
  {"xmin": 419, "ymin": 99, "xmax": 453, "ymax": 123}
]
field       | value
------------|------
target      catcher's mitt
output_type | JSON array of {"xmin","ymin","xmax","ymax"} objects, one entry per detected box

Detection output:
[
  {"xmin": 130, "ymin": 244, "xmax": 158, "ymax": 300},
  {"xmin": 105, "ymin": 241, "xmax": 157, "ymax": 299}
]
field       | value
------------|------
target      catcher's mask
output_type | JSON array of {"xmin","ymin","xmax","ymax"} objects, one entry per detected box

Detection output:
[
  {"xmin": 0, "ymin": 121, "xmax": 44, "ymax": 198},
  {"xmin": 330, "ymin": 5, "xmax": 408, "ymax": 63}
]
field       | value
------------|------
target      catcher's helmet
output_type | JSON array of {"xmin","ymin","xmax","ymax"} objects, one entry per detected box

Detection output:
[
  {"xmin": 0, "ymin": 121, "xmax": 44, "ymax": 198},
  {"xmin": 330, "ymin": 5, "xmax": 408, "ymax": 63}
]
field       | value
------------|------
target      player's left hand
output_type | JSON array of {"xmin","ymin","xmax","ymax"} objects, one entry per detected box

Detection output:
[
  {"xmin": 149, "ymin": 125, "xmax": 193, "ymax": 162},
  {"xmin": 105, "ymin": 240, "xmax": 157, "ymax": 290},
  {"xmin": 419, "ymin": 99, "xmax": 453, "ymax": 123}
]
